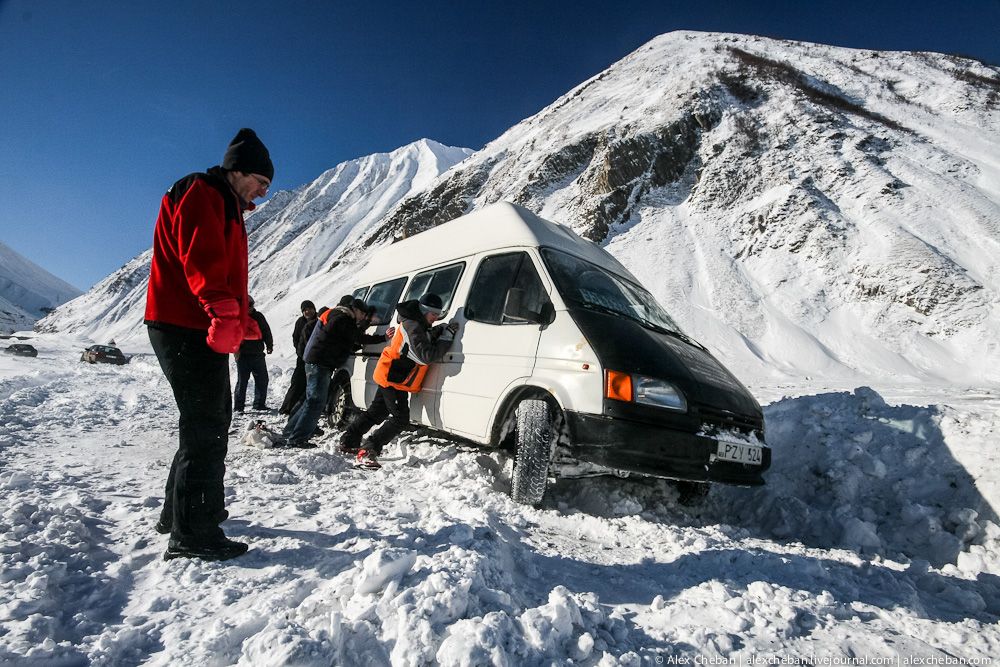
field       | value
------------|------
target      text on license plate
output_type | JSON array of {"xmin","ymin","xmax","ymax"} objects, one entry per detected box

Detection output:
[{"xmin": 715, "ymin": 440, "xmax": 763, "ymax": 465}]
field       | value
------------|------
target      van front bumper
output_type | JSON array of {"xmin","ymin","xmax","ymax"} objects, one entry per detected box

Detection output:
[{"xmin": 562, "ymin": 411, "xmax": 771, "ymax": 486}]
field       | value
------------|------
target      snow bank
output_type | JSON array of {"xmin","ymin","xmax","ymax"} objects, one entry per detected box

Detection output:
[
  {"xmin": 714, "ymin": 387, "xmax": 1000, "ymax": 569},
  {"xmin": 2, "ymin": 345, "xmax": 1000, "ymax": 663}
]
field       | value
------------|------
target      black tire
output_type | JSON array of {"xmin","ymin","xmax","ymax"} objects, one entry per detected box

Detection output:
[
  {"xmin": 326, "ymin": 380, "xmax": 351, "ymax": 430},
  {"xmin": 510, "ymin": 399, "xmax": 557, "ymax": 506}
]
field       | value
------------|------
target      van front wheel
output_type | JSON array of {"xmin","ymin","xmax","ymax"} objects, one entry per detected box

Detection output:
[{"xmin": 510, "ymin": 399, "xmax": 556, "ymax": 506}]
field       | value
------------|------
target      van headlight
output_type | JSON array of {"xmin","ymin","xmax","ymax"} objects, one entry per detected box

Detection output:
[
  {"xmin": 605, "ymin": 371, "xmax": 687, "ymax": 412},
  {"xmin": 635, "ymin": 376, "xmax": 687, "ymax": 411}
]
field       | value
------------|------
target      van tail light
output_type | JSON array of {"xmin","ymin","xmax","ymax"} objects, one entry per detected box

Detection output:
[{"xmin": 605, "ymin": 370, "xmax": 633, "ymax": 402}]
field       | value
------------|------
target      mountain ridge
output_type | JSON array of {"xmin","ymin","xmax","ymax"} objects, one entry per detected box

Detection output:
[{"xmin": 37, "ymin": 31, "xmax": 1000, "ymax": 383}]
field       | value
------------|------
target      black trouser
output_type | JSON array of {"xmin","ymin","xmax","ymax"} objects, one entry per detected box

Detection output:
[
  {"xmin": 149, "ymin": 326, "xmax": 231, "ymax": 543},
  {"xmin": 234, "ymin": 353, "xmax": 268, "ymax": 411},
  {"xmin": 342, "ymin": 385, "xmax": 410, "ymax": 455},
  {"xmin": 279, "ymin": 356, "xmax": 306, "ymax": 414}
]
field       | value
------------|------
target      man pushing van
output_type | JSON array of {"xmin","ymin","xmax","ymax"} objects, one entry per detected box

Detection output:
[
  {"xmin": 340, "ymin": 292, "xmax": 458, "ymax": 469},
  {"xmin": 282, "ymin": 297, "xmax": 384, "ymax": 448}
]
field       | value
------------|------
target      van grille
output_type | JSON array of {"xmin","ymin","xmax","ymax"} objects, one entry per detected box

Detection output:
[{"xmin": 695, "ymin": 406, "xmax": 762, "ymax": 433}]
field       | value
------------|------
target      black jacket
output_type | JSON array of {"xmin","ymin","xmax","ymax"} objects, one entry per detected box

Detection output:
[
  {"xmin": 302, "ymin": 306, "xmax": 382, "ymax": 369},
  {"xmin": 292, "ymin": 315, "xmax": 315, "ymax": 358},
  {"xmin": 239, "ymin": 309, "xmax": 274, "ymax": 356},
  {"xmin": 297, "ymin": 317, "xmax": 319, "ymax": 358}
]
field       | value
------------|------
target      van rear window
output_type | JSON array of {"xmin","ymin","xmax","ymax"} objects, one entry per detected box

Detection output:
[
  {"xmin": 366, "ymin": 277, "xmax": 408, "ymax": 325},
  {"xmin": 403, "ymin": 263, "xmax": 465, "ymax": 313}
]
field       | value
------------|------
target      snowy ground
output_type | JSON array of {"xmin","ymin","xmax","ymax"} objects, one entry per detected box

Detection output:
[{"xmin": 2, "ymin": 337, "xmax": 999, "ymax": 665}]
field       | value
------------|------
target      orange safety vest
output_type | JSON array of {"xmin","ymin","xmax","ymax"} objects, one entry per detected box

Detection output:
[{"xmin": 373, "ymin": 326, "xmax": 429, "ymax": 393}]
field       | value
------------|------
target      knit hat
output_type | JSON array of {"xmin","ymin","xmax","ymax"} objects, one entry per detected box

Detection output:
[
  {"xmin": 222, "ymin": 128, "xmax": 274, "ymax": 181},
  {"xmin": 418, "ymin": 292, "xmax": 444, "ymax": 316},
  {"xmin": 300, "ymin": 300, "xmax": 316, "ymax": 312},
  {"xmin": 337, "ymin": 295, "xmax": 354, "ymax": 308}
]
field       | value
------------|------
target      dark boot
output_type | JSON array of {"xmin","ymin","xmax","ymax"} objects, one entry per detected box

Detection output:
[
  {"xmin": 339, "ymin": 414, "xmax": 373, "ymax": 453},
  {"xmin": 156, "ymin": 508, "xmax": 228, "ymax": 535},
  {"xmin": 163, "ymin": 535, "xmax": 248, "ymax": 561}
]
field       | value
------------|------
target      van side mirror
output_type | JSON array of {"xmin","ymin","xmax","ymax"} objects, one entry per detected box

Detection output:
[{"xmin": 503, "ymin": 288, "xmax": 555, "ymax": 325}]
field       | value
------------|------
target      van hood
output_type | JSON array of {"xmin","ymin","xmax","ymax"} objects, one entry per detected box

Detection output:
[{"xmin": 568, "ymin": 309, "xmax": 761, "ymax": 418}]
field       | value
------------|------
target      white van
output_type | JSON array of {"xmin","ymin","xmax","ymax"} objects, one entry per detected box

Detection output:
[{"xmin": 328, "ymin": 202, "xmax": 770, "ymax": 504}]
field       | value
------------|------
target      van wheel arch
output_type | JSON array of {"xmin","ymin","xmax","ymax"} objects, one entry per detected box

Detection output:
[{"xmin": 490, "ymin": 386, "xmax": 564, "ymax": 450}]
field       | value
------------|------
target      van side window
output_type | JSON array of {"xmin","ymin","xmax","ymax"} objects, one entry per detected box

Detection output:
[
  {"xmin": 402, "ymin": 262, "xmax": 465, "ymax": 311},
  {"xmin": 351, "ymin": 286, "xmax": 369, "ymax": 300},
  {"xmin": 466, "ymin": 252, "xmax": 546, "ymax": 325},
  {"xmin": 366, "ymin": 277, "xmax": 408, "ymax": 325}
]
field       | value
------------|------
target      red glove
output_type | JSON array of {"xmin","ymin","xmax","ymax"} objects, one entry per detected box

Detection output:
[{"xmin": 204, "ymin": 298, "xmax": 243, "ymax": 354}]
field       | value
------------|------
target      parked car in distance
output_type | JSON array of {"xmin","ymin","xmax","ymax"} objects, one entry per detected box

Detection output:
[
  {"xmin": 4, "ymin": 343, "xmax": 38, "ymax": 357},
  {"xmin": 81, "ymin": 344, "xmax": 129, "ymax": 365}
]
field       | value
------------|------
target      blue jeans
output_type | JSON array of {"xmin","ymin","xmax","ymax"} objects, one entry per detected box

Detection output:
[{"xmin": 283, "ymin": 363, "xmax": 331, "ymax": 443}]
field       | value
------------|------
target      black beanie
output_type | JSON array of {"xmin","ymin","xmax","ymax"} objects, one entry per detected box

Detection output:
[
  {"xmin": 337, "ymin": 295, "xmax": 354, "ymax": 307},
  {"xmin": 300, "ymin": 300, "xmax": 316, "ymax": 312},
  {"xmin": 222, "ymin": 128, "xmax": 274, "ymax": 181}
]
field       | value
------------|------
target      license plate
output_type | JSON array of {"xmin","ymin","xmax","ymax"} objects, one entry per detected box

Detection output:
[{"xmin": 714, "ymin": 439, "xmax": 763, "ymax": 465}]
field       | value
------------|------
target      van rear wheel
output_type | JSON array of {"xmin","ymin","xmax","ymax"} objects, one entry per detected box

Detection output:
[
  {"xmin": 326, "ymin": 380, "xmax": 350, "ymax": 430},
  {"xmin": 510, "ymin": 399, "xmax": 557, "ymax": 506}
]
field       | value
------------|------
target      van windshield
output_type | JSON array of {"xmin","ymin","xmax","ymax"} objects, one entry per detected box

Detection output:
[{"xmin": 540, "ymin": 248, "xmax": 684, "ymax": 336}]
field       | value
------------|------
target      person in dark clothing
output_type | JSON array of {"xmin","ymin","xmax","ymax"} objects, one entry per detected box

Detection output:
[
  {"xmin": 279, "ymin": 300, "xmax": 317, "ymax": 415},
  {"xmin": 281, "ymin": 297, "xmax": 386, "ymax": 447},
  {"xmin": 340, "ymin": 293, "xmax": 458, "ymax": 469},
  {"xmin": 234, "ymin": 296, "xmax": 274, "ymax": 412},
  {"xmin": 144, "ymin": 127, "xmax": 273, "ymax": 562},
  {"xmin": 282, "ymin": 304, "xmax": 328, "ymax": 419}
]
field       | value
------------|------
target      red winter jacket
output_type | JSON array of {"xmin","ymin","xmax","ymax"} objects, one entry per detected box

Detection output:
[{"xmin": 144, "ymin": 167, "xmax": 251, "ymax": 332}]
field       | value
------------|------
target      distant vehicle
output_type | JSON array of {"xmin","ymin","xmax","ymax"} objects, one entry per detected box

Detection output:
[
  {"xmin": 4, "ymin": 344, "xmax": 38, "ymax": 357},
  {"xmin": 81, "ymin": 344, "xmax": 129, "ymax": 365}
]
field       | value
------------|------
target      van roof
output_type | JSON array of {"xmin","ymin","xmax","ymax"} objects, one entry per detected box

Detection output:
[{"xmin": 352, "ymin": 201, "xmax": 638, "ymax": 285}]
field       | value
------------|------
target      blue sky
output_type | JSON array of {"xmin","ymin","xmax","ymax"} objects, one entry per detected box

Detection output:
[{"xmin": 2, "ymin": 0, "xmax": 998, "ymax": 290}]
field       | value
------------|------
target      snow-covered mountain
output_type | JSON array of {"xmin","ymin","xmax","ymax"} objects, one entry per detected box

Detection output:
[
  {"xmin": 363, "ymin": 32, "xmax": 1000, "ymax": 384},
  {"xmin": 41, "ymin": 32, "xmax": 1000, "ymax": 385},
  {"xmin": 0, "ymin": 240, "xmax": 81, "ymax": 334},
  {"xmin": 244, "ymin": 138, "xmax": 472, "ymax": 302},
  {"xmin": 36, "ymin": 139, "xmax": 473, "ymax": 342}
]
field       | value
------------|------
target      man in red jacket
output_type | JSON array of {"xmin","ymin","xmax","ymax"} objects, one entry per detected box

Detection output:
[{"xmin": 144, "ymin": 128, "xmax": 273, "ymax": 562}]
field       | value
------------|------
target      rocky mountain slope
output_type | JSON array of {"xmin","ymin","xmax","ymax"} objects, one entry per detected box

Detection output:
[
  {"xmin": 0, "ymin": 240, "xmax": 80, "ymax": 334},
  {"xmin": 40, "ymin": 32, "xmax": 1000, "ymax": 384},
  {"xmin": 360, "ymin": 32, "xmax": 1000, "ymax": 383}
]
